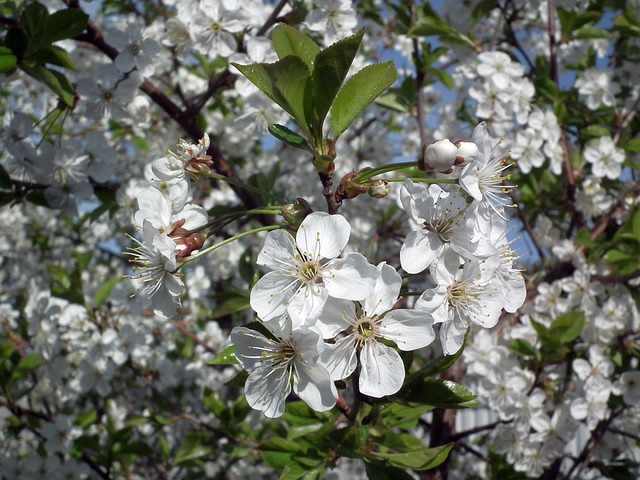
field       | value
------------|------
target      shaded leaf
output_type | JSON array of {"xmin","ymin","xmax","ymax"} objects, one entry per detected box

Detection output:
[
  {"xmin": 311, "ymin": 28, "xmax": 364, "ymax": 127},
  {"xmin": 0, "ymin": 46, "xmax": 17, "ymax": 74},
  {"xmin": 44, "ymin": 8, "xmax": 89, "ymax": 44},
  {"xmin": 268, "ymin": 124, "xmax": 312, "ymax": 151}
]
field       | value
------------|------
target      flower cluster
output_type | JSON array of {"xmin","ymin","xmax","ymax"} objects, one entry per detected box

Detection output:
[
  {"xmin": 232, "ymin": 123, "xmax": 525, "ymax": 417},
  {"xmin": 126, "ymin": 135, "xmax": 211, "ymax": 318}
]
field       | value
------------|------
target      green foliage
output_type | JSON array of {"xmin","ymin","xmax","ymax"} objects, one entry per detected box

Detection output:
[
  {"xmin": 234, "ymin": 24, "xmax": 397, "ymax": 172},
  {"xmin": 2, "ymin": 1, "xmax": 88, "ymax": 106},
  {"xmin": 530, "ymin": 311, "xmax": 586, "ymax": 363},
  {"xmin": 208, "ymin": 345, "xmax": 239, "ymax": 365}
]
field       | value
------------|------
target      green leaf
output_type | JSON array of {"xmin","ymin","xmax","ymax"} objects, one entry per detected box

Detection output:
[
  {"xmin": 373, "ymin": 443, "xmax": 454, "ymax": 470},
  {"xmin": 623, "ymin": 137, "xmax": 640, "ymax": 153},
  {"xmin": 0, "ymin": 164, "xmax": 12, "ymax": 190},
  {"xmin": 401, "ymin": 378, "xmax": 481, "ymax": 409},
  {"xmin": 574, "ymin": 24, "xmax": 611, "ymax": 39},
  {"xmin": 583, "ymin": 125, "xmax": 610, "ymax": 138},
  {"xmin": 407, "ymin": 16, "xmax": 451, "ymax": 37},
  {"xmin": 44, "ymin": 8, "xmax": 89, "ymax": 44},
  {"xmin": 280, "ymin": 462, "xmax": 308, "ymax": 480},
  {"xmin": 364, "ymin": 461, "xmax": 416, "ymax": 480},
  {"xmin": 75, "ymin": 410, "xmax": 98, "ymax": 428},
  {"xmin": 379, "ymin": 403, "xmax": 434, "ymax": 429},
  {"xmin": 95, "ymin": 277, "xmax": 120, "ymax": 306},
  {"xmin": 12, "ymin": 353, "xmax": 45, "ymax": 380},
  {"xmin": 261, "ymin": 437, "xmax": 303, "ymax": 469},
  {"xmin": 21, "ymin": 1, "xmax": 48, "ymax": 53},
  {"xmin": 0, "ymin": 46, "xmax": 17, "ymax": 74},
  {"xmin": 330, "ymin": 61, "xmax": 397, "ymax": 138},
  {"xmin": 209, "ymin": 294, "xmax": 250, "ymax": 319},
  {"xmin": 471, "ymin": 0, "xmax": 499, "ymax": 26},
  {"xmin": 427, "ymin": 66, "xmax": 454, "ymax": 89},
  {"xmin": 271, "ymin": 24, "xmax": 320, "ymax": 71},
  {"xmin": 233, "ymin": 56, "xmax": 312, "ymax": 135},
  {"xmin": 174, "ymin": 434, "xmax": 214, "ymax": 465},
  {"xmin": 208, "ymin": 345, "xmax": 239, "ymax": 365},
  {"xmin": 32, "ymin": 45, "xmax": 77, "ymax": 71},
  {"xmin": 268, "ymin": 124, "xmax": 312, "ymax": 151},
  {"xmin": 549, "ymin": 311, "xmax": 585, "ymax": 344},
  {"xmin": 311, "ymin": 28, "xmax": 365, "ymax": 127},
  {"xmin": 510, "ymin": 338, "xmax": 536, "ymax": 357},
  {"xmin": 20, "ymin": 64, "xmax": 75, "ymax": 107}
]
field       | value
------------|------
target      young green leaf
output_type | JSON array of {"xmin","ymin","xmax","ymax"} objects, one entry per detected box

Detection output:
[
  {"xmin": 208, "ymin": 345, "xmax": 240, "ymax": 365},
  {"xmin": 271, "ymin": 24, "xmax": 320, "ymax": 71},
  {"xmin": 330, "ymin": 61, "xmax": 397, "ymax": 138},
  {"xmin": 268, "ymin": 124, "xmax": 312, "ymax": 151},
  {"xmin": 310, "ymin": 28, "xmax": 365, "ymax": 128},
  {"xmin": 233, "ymin": 56, "xmax": 312, "ymax": 135},
  {"xmin": 0, "ymin": 46, "xmax": 17, "ymax": 74}
]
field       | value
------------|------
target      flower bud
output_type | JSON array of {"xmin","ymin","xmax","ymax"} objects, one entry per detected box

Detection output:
[
  {"xmin": 368, "ymin": 180, "xmax": 389, "ymax": 199},
  {"xmin": 281, "ymin": 198, "xmax": 313, "ymax": 228},
  {"xmin": 175, "ymin": 233, "xmax": 206, "ymax": 258},
  {"xmin": 422, "ymin": 139, "xmax": 457, "ymax": 172},
  {"xmin": 453, "ymin": 140, "xmax": 479, "ymax": 166}
]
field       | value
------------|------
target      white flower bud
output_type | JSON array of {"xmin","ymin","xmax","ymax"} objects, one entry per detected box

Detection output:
[
  {"xmin": 454, "ymin": 141, "xmax": 479, "ymax": 166},
  {"xmin": 424, "ymin": 139, "xmax": 457, "ymax": 172}
]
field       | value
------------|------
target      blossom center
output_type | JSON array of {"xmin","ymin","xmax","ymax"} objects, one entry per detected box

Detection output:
[
  {"xmin": 353, "ymin": 316, "xmax": 380, "ymax": 348},
  {"xmin": 296, "ymin": 257, "xmax": 323, "ymax": 285}
]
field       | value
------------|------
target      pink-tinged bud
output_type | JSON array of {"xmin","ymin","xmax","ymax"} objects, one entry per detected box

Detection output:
[
  {"xmin": 175, "ymin": 233, "xmax": 206, "ymax": 258},
  {"xmin": 453, "ymin": 140, "xmax": 479, "ymax": 166},
  {"xmin": 423, "ymin": 139, "xmax": 457, "ymax": 172},
  {"xmin": 368, "ymin": 180, "xmax": 389, "ymax": 199}
]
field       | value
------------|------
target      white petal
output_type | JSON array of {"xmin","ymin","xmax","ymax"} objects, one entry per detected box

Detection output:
[
  {"xmin": 315, "ymin": 297, "xmax": 356, "ymax": 339},
  {"xmin": 501, "ymin": 271, "xmax": 526, "ymax": 313},
  {"xmin": 439, "ymin": 318, "xmax": 468, "ymax": 355},
  {"xmin": 319, "ymin": 335, "xmax": 358, "ymax": 381},
  {"xmin": 287, "ymin": 283, "xmax": 329, "ymax": 328},
  {"xmin": 256, "ymin": 229, "xmax": 298, "ymax": 273},
  {"xmin": 363, "ymin": 263, "xmax": 402, "ymax": 317},
  {"xmin": 380, "ymin": 310, "xmax": 436, "ymax": 351},
  {"xmin": 177, "ymin": 205, "xmax": 209, "ymax": 231},
  {"xmin": 359, "ymin": 341, "xmax": 405, "ymax": 398},
  {"xmin": 293, "ymin": 360, "xmax": 337, "ymax": 412},
  {"xmin": 323, "ymin": 252, "xmax": 377, "ymax": 301},
  {"xmin": 400, "ymin": 230, "xmax": 440, "ymax": 274},
  {"xmin": 245, "ymin": 365, "xmax": 291, "ymax": 418},
  {"xmin": 250, "ymin": 271, "xmax": 297, "ymax": 321},
  {"xmin": 230, "ymin": 327, "xmax": 273, "ymax": 371},
  {"xmin": 296, "ymin": 212, "xmax": 350, "ymax": 261}
]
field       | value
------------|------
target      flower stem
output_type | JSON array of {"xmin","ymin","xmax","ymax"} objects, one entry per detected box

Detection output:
[
  {"xmin": 180, "ymin": 224, "xmax": 282, "ymax": 265},
  {"xmin": 202, "ymin": 171, "xmax": 287, "ymax": 203},
  {"xmin": 354, "ymin": 161, "xmax": 418, "ymax": 182},
  {"xmin": 384, "ymin": 177, "xmax": 459, "ymax": 184}
]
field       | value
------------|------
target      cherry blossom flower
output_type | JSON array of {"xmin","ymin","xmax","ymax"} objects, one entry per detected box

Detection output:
[
  {"xmin": 231, "ymin": 317, "xmax": 337, "ymax": 418},
  {"xmin": 584, "ymin": 136, "xmax": 625, "ymax": 180},
  {"xmin": 76, "ymin": 64, "xmax": 142, "ymax": 121},
  {"xmin": 126, "ymin": 220, "xmax": 184, "ymax": 319},
  {"xmin": 414, "ymin": 247, "xmax": 504, "ymax": 354},
  {"xmin": 398, "ymin": 180, "xmax": 495, "ymax": 274},
  {"xmin": 460, "ymin": 122, "xmax": 515, "ymax": 217},
  {"xmin": 191, "ymin": 0, "xmax": 245, "ymax": 58},
  {"xmin": 317, "ymin": 263, "xmax": 436, "ymax": 397},
  {"xmin": 249, "ymin": 212, "xmax": 377, "ymax": 327},
  {"xmin": 305, "ymin": 0, "xmax": 358, "ymax": 46}
]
